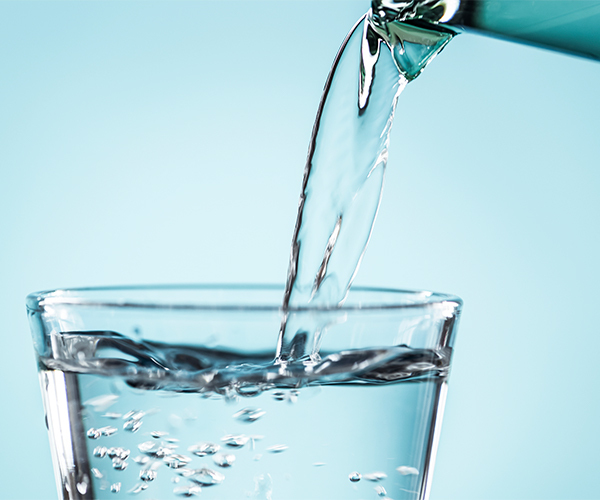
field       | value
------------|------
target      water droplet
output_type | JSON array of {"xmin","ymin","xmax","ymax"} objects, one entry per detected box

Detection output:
[
  {"xmin": 110, "ymin": 482, "xmax": 121, "ymax": 493},
  {"xmin": 166, "ymin": 437, "xmax": 180, "ymax": 444},
  {"xmin": 112, "ymin": 458, "xmax": 128, "ymax": 471},
  {"xmin": 375, "ymin": 485, "xmax": 387, "ymax": 496},
  {"xmin": 91, "ymin": 468, "xmax": 103, "ymax": 479},
  {"xmin": 151, "ymin": 431, "xmax": 168, "ymax": 439},
  {"xmin": 266, "ymin": 444, "xmax": 288, "ymax": 453},
  {"xmin": 99, "ymin": 426, "xmax": 117, "ymax": 437},
  {"xmin": 172, "ymin": 476, "xmax": 180, "ymax": 483},
  {"xmin": 93, "ymin": 446, "xmax": 107, "ymax": 458},
  {"xmin": 84, "ymin": 394, "xmax": 119, "ymax": 412},
  {"xmin": 86, "ymin": 428, "xmax": 101, "ymax": 439},
  {"xmin": 349, "ymin": 472, "xmax": 361, "ymax": 482},
  {"xmin": 128, "ymin": 483, "xmax": 148, "ymax": 494},
  {"xmin": 313, "ymin": 462, "xmax": 326, "ymax": 467},
  {"xmin": 123, "ymin": 419, "xmax": 143, "ymax": 433},
  {"xmin": 173, "ymin": 485, "xmax": 202, "ymax": 497},
  {"xmin": 396, "ymin": 466, "xmax": 419, "ymax": 476},
  {"xmin": 188, "ymin": 467, "xmax": 225, "ymax": 485},
  {"xmin": 233, "ymin": 407, "xmax": 266, "ymax": 423},
  {"xmin": 76, "ymin": 481, "xmax": 88, "ymax": 494},
  {"xmin": 364, "ymin": 471, "xmax": 387, "ymax": 481},
  {"xmin": 140, "ymin": 469, "xmax": 157, "ymax": 482},
  {"xmin": 164, "ymin": 454, "xmax": 192, "ymax": 469},
  {"xmin": 107, "ymin": 447, "xmax": 130, "ymax": 460},
  {"xmin": 213, "ymin": 453, "xmax": 236, "ymax": 467},
  {"xmin": 221, "ymin": 434, "xmax": 249, "ymax": 448},
  {"xmin": 133, "ymin": 455, "xmax": 150, "ymax": 465}
]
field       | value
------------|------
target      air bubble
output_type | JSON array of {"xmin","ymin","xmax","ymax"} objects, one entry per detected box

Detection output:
[
  {"xmin": 173, "ymin": 485, "xmax": 202, "ymax": 497},
  {"xmin": 266, "ymin": 444, "xmax": 288, "ymax": 453},
  {"xmin": 110, "ymin": 482, "xmax": 121, "ymax": 493},
  {"xmin": 84, "ymin": 394, "xmax": 119, "ymax": 412},
  {"xmin": 76, "ymin": 482, "xmax": 88, "ymax": 494},
  {"xmin": 98, "ymin": 426, "xmax": 117, "ymax": 437},
  {"xmin": 102, "ymin": 412, "xmax": 122, "ymax": 419},
  {"xmin": 221, "ymin": 434, "xmax": 249, "ymax": 448},
  {"xmin": 107, "ymin": 447, "xmax": 130, "ymax": 460},
  {"xmin": 176, "ymin": 468, "xmax": 195, "ymax": 478},
  {"xmin": 164, "ymin": 454, "xmax": 192, "ymax": 469},
  {"xmin": 91, "ymin": 468, "xmax": 103, "ymax": 479},
  {"xmin": 232, "ymin": 407, "xmax": 266, "ymax": 423},
  {"xmin": 138, "ymin": 441, "xmax": 156, "ymax": 453},
  {"xmin": 213, "ymin": 453, "xmax": 236, "ymax": 467},
  {"xmin": 123, "ymin": 419, "xmax": 143, "ymax": 433},
  {"xmin": 128, "ymin": 483, "xmax": 148, "ymax": 494},
  {"xmin": 151, "ymin": 431, "xmax": 168, "ymax": 439},
  {"xmin": 364, "ymin": 471, "xmax": 387, "ymax": 481},
  {"xmin": 123, "ymin": 410, "xmax": 145, "ymax": 421},
  {"xmin": 140, "ymin": 469, "xmax": 157, "ymax": 482},
  {"xmin": 133, "ymin": 455, "xmax": 150, "ymax": 465},
  {"xmin": 86, "ymin": 428, "xmax": 101, "ymax": 439},
  {"xmin": 188, "ymin": 467, "xmax": 225, "ymax": 486},
  {"xmin": 112, "ymin": 458, "xmax": 128, "ymax": 471},
  {"xmin": 138, "ymin": 441, "xmax": 172, "ymax": 458},
  {"xmin": 349, "ymin": 472, "xmax": 361, "ymax": 482},
  {"xmin": 396, "ymin": 466, "xmax": 419, "ymax": 476},
  {"xmin": 375, "ymin": 485, "xmax": 387, "ymax": 496},
  {"xmin": 253, "ymin": 454, "xmax": 262, "ymax": 461},
  {"xmin": 313, "ymin": 462, "xmax": 326, "ymax": 467},
  {"xmin": 93, "ymin": 446, "xmax": 107, "ymax": 458},
  {"xmin": 188, "ymin": 443, "xmax": 221, "ymax": 457},
  {"xmin": 272, "ymin": 391, "xmax": 286, "ymax": 401}
]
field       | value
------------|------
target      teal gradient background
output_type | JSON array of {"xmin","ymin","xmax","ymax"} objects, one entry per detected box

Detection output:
[{"xmin": 1, "ymin": 1, "xmax": 599, "ymax": 499}]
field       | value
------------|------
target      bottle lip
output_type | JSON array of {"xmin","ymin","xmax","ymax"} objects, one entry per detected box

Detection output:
[{"xmin": 26, "ymin": 283, "xmax": 462, "ymax": 314}]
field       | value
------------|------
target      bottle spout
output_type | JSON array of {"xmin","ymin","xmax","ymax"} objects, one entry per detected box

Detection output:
[{"xmin": 372, "ymin": 0, "xmax": 600, "ymax": 61}]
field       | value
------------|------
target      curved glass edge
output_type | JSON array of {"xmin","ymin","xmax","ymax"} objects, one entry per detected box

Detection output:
[{"xmin": 26, "ymin": 283, "xmax": 462, "ymax": 313}]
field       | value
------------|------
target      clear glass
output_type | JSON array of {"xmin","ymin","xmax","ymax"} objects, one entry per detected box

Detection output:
[{"xmin": 27, "ymin": 284, "xmax": 462, "ymax": 500}]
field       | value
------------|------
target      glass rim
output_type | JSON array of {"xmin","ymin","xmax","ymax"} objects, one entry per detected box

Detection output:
[{"xmin": 26, "ymin": 283, "xmax": 462, "ymax": 313}]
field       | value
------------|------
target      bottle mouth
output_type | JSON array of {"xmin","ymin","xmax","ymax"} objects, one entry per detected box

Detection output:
[{"xmin": 26, "ymin": 283, "xmax": 462, "ymax": 313}]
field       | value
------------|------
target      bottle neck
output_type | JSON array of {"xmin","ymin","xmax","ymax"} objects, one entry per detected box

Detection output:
[{"xmin": 372, "ymin": 0, "xmax": 600, "ymax": 61}]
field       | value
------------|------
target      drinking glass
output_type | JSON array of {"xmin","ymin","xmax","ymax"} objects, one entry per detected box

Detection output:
[{"xmin": 27, "ymin": 284, "xmax": 461, "ymax": 500}]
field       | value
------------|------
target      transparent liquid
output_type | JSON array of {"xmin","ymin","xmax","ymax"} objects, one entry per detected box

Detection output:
[
  {"xmin": 39, "ymin": 331, "xmax": 450, "ymax": 500},
  {"xmin": 278, "ymin": 11, "xmax": 453, "ymax": 360}
]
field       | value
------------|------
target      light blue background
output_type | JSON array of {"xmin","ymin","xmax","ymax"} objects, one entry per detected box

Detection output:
[{"xmin": 1, "ymin": 1, "xmax": 599, "ymax": 499}]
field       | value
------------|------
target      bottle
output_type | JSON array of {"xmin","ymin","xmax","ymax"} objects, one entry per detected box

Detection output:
[{"xmin": 372, "ymin": 0, "xmax": 600, "ymax": 60}]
